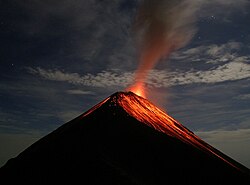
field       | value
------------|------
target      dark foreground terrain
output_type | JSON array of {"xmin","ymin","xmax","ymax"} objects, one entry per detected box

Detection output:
[{"xmin": 1, "ymin": 92, "xmax": 249, "ymax": 185}]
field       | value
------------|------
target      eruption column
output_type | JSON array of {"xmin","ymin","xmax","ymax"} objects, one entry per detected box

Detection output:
[{"xmin": 128, "ymin": 0, "xmax": 200, "ymax": 97}]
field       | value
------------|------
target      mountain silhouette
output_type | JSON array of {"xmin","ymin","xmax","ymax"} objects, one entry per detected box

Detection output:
[{"xmin": 0, "ymin": 91, "xmax": 249, "ymax": 185}]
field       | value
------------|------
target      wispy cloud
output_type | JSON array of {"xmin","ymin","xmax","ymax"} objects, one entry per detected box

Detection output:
[
  {"xmin": 196, "ymin": 128, "xmax": 250, "ymax": 141},
  {"xmin": 154, "ymin": 60, "xmax": 250, "ymax": 86},
  {"xmin": 172, "ymin": 42, "xmax": 243, "ymax": 63},
  {"xmin": 66, "ymin": 89, "xmax": 94, "ymax": 95},
  {"xmin": 28, "ymin": 48, "xmax": 250, "ymax": 88},
  {"xmin": 27, "ymin": 67, "xmax": 133, "ymax": 88},
  {"xmin": 235, "ymin": 94, "xmax": 250, "ymax": 100}
]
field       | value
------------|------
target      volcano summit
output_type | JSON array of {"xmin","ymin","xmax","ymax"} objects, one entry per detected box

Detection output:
[{"xmin": 0, "ymin": 91, "xmax": 249, "ymax": 185}]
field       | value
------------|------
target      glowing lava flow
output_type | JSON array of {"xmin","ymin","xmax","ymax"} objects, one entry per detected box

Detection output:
[
  {"xmin": 81, "ymin": 91, "xmax": 242, "ymax": 172},
  {"xmin": 109, "ymin": 91, "xmax": 242, "ymax": 171}
]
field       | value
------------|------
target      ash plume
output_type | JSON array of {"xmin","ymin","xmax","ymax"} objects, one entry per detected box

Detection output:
[{"xmin": 129, "ymin": 0, "xmax": 200, "ymax": 92}]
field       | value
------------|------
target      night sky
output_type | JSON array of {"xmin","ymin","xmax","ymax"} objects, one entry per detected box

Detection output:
[{"xmin": 1, "ymin": 0, "xmax": 250, "ymax": 168}]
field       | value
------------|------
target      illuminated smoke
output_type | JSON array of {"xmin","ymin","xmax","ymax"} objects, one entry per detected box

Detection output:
[{"xmin": 128, "ymin": 0, "xmax": 200, "ymax": 97}]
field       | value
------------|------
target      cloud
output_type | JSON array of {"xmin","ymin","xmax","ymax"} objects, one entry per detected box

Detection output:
[
  {"xmin": 196, "ymin": 128, "xmax": 250, "ymax": 141},
  {"xmin": 236, "ymin": 94, "xmax": 250, "ymax": 100},
  {"xmin": 11, "ymin": 0, "xmax": 138, "ymax": 73},
  {"xmin": 26, "ymin": 41, "xmax": 250, "ymax": 89},
  {"xmin": 11, "ymin": 0, "xmax": 249, "ymax": 75},
  {"xmin": 171, "ymin": 42, "xmax": 243, "ymax": 64},
  {"xmin": 28, "ymin": 55, "xmax": 250, "ymax": 88},
  {"xmin": 27, "ymin": 67, "xmax": 133, "ymax": 88},
  {"xmin": 66, "ymin": 89, "xmax": 94, "ymax": 95},
  {"xmin": 165, "ymin": 61, "xmax": 250, "ymax": 85}
]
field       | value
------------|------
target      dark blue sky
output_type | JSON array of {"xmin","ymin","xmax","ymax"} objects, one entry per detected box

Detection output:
[{"xmin": 1, "ymin": 0, "xmax": 250, "ymax": 168}]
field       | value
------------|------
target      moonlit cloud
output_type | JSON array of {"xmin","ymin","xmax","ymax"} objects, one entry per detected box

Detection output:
[
  {"xmin": 171, "ymin": 42, "xmax": 244, "ymax": 64},
  {"xmin": 196, "ymin": 129, "xmax": 250, "ymax": 141},
  {"xmin": 28, "ymin": 47, "xmax": 250, "ymax": 88},
  {"xmin": 27, "ymin": 67, "xmax": 133, "ymax": 88},
  {"xmin": 235, "ymin": 94, "xmax": 250, "ymax": 100},
  {"xmin": 168, "ymin": 61, "xmax": 250, "ymax": 85},
  {"xmin": 66, "ymin": 89, "xmax": 94, "ymax": 95}
]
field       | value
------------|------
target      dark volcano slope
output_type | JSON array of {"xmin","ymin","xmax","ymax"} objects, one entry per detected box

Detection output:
[{"xmin": 0, "ymin": 92, "xmax": 249, "ymax": 185}]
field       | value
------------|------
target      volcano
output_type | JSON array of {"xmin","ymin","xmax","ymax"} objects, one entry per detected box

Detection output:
[{"xmin": 0, "ymin": 91, "xmax": 249, "ymax": 185}]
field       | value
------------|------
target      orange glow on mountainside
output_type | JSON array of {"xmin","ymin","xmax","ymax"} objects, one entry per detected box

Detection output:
[
  {"xmin": 81, "ymin": 91, "xmax": 242, "ymax": 172},
  {"xmin": 108, "ymin": 92, "xmax": 241, "ymax": 171}
]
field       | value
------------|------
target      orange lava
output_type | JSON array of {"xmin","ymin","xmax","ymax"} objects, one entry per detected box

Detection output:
[
  {"xmin": 81, "ymin": 97, "xmax": 110, "ymax": 118},
  {"xmin": 113, "ymin": 92, "xmax": 241, "ymax": 171},
  {"xmin": 82, "ymin": 91, "xmax": 242, "ymax": 172}
]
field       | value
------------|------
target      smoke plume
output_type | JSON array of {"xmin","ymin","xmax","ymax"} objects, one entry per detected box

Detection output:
[{"xmin": 128, "ymin": 0, "xmax": 200, "ymax": 96}]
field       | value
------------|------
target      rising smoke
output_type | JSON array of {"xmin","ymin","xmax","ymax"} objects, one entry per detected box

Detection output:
[{"xmin": 128, "ymin": 0, "xmax": 200, "ymax": 95}]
